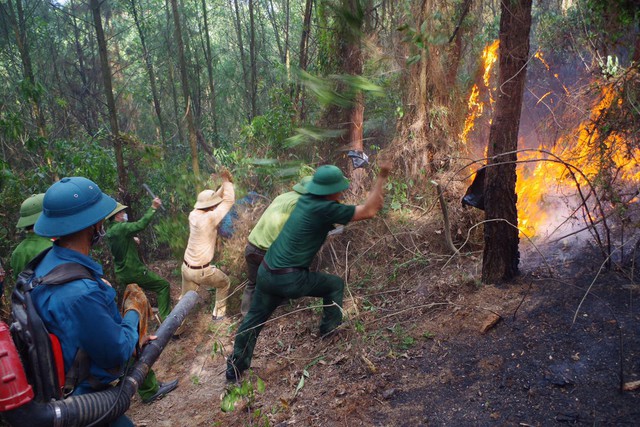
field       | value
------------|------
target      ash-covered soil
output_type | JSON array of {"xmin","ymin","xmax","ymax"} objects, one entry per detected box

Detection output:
[{"xmin": 127, "ymin": 238, "xmax": 640, "ymax": 426}]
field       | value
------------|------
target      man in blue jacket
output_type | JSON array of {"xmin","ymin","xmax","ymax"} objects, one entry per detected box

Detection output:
[{"xmin": 30, "ymin": 177, "xmax": 169, "ymax": 426}]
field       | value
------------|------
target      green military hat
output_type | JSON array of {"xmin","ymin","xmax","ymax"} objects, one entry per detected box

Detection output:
[
  {"xmin": 292, "ymin": 176, "xmax": 312, "ymax": 195},
  {"xmin": 305, "ymin": 165, "xmax": 350, "ymax": 196},
  {"xmin": 17, "ymin": 193, "xmax": 45, "ymax": 229},
  {"xmin": 107, "ymin": 202, "xmax": 128, "ymax": 220}
]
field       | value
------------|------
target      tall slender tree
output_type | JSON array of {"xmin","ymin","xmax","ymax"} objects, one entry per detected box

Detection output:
[
  {"xmin": 2, "ymin": 0, "xmax": 47, "ymax": 139},
  {"xmin": 482, "ymin": 0, "xmax": 533, "ymax": 283},
  {"xmin": 171, "ymin": 0, "xmax": 200, "ymax": 176},
  {"xmin": 200, "ymin": 0, "xmax": 219, "ymax": 140},
  {"xmin": 128, "ymin": 0, "xmax": 167, "ymax": 148},
  {"xmin": 90, "ymin": 0, "xmax": 129, "ymax": 202},
  {"xmin": 164, "ymin": 0, "xmax": 185, "ymax": 147},
  {"xmin": 338, "ymin": 0, "xmax": 368, "ymax": 192},
  {"xmin": 295, "ymin": 0, "xmax": 313, "ymax": 120},
  {"xmin": 232, "ymin": 0, "xmax": 251, "ymax": 122},
  {"xmin": 248, "ymin": 0, "xmax": 257, "ymax": 119}
]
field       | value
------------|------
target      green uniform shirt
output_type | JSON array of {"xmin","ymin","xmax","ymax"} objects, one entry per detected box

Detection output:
[
  {"xmin": 11, "ymin": 233, "xmax": 53, "ymax": 280},
  {"xmin": 265, "ymin": 194, "xmax": 355, "ymax": 269},
  {"xmin": 248, "ymin": 191, "xmax": 302, "ymax": 250},
  {"xmin": 106, "ymin": 207, "xmax": 156, "ymax": 278}
]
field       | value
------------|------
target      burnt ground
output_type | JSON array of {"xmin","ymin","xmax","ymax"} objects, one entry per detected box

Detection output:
[{"xmin": 127, "ymin": 229, "xmax": 640, "ymax": 427}]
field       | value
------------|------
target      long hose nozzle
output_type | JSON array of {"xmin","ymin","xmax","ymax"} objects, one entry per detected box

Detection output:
[{"xmin": 2, "ymin": 291, "xmax": 198, "ymax": 427}]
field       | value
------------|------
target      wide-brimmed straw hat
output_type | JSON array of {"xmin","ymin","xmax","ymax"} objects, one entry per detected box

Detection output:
[
  {"xmin": 35, "ymin": 177, "xmax": 116, "ymax": 238},
  {"xmin": 194, "ymin": 190, "xmax": 223, "ymax": 209},
  {"xmin": 305, "ymin": 165, "xmax": 350, "ymax": 196}
]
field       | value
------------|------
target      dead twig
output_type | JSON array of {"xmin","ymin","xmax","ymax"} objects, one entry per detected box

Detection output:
[
  {"xmin": 431, "ymin": 180, "xmax": 457, "ymax": 254},
  {"xmin": 343, "ymin": 241, "xmax": 359, "ymax": 319}
]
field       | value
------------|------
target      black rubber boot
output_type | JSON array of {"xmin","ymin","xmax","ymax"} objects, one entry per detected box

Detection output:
[{"xmin": 142, "ymin": 379, "xmax": 179, "ymax": 404}]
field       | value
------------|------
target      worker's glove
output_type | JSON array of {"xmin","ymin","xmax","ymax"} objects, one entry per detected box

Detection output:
[
  {"xmin": 122, "ymin": 283, "xmax": 153, "ymax": 346},
  {"xmin": 219, "ymin": 167, "xmax": 234, "ymax": 183}
]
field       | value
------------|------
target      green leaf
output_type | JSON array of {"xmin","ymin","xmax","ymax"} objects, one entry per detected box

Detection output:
[
  {"xmin": 256, "ymin": 377, "xmax": 265, "ymax": 393},
  {"xmin": 240, "ymin": 379, "xmax": 252, "ymax": 395},
  {"xmin": 221, "ymin": 391, "xmax": 238, "ymax": 412},
  {"xmin": 406, "ymin": 55, "xmax": 421, "ymax": 66},
  {"xmin": 250, "ymin": 158, "xmax": 278, "ymax": 165},
  {"xmin": 294, "ymin": 369, "xmax": 309, "ymax": 397}
]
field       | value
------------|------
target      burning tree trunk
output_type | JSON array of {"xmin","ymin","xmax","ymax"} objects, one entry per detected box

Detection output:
[{"xmin": 481, "ymin": 0, "xmax": 532, "ymax": 283}]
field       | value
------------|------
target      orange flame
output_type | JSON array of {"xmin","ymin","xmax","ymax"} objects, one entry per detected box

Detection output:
[
  {"xmin": 516, "ymin": 83, "xmax": 640, "ymax": 237},
  {"xmin": 482, "ymin": 40, "xmax": 500, "ymax": 87},
  {"xmin": 461, "ymin": 40, "xmax": 499, "ymax": 145},
  {"xmin": 461, "ymin": 47, "xmax": 639, "ymax": 239}
]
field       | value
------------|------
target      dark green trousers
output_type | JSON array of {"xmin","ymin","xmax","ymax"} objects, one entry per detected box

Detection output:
[
  {"xmin": 138, "ymin": 368, "xmax": 159, "ymax": 400},
  {"xmin": 228, "ymin": 265, "xmax": 344, "ymax": 375}
]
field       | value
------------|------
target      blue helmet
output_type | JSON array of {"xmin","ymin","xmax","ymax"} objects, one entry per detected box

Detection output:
[{"xmin": 35, "ymin": 177, "xmax": 117, "ymax": 238}]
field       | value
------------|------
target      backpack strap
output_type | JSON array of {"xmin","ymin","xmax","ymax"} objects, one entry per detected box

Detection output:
[
  {"xmin": 32, "ymin": 263, "xmax": 95, "ymax": 287},
  {"xmin": 13, "ymin": 255, "xmax": 105, "ymax": 399},
  {"xmin": 63, "ymin": 348, "xmax": 112, "ymax": 395}
]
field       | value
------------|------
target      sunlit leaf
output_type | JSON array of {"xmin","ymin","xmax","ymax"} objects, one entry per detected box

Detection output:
[{"xmin": 256, "ymin": 377, "xmax": 265, "ymax": 393}]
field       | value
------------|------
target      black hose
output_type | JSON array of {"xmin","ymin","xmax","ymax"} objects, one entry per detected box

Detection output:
[{"xmin": 2, "ymin": 291, "xmax": 198, "ymax": 427}]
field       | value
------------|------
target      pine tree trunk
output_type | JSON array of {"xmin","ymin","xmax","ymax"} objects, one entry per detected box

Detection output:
[
  {"xmin": 90, "ymin": 0, "xmax": 129, "ymax": 202},
  {"xmin": 170, "ymin": 0, "xmax": 200, "ymax": 177},
  {"xmin": 232, "ymin": 0, "xmax": 251, "ymax": 122},
  {"xmin": 341, "ymin": 0, "xmax": 366, "ymax": 192},
  {"xmin": 248, "ymin": 0, "xmax": 257, "ymax": 119},
  {"xmin": 266, "ymin": 0, "xmax": 284, "ymax": 63},
  {"xmin": 129, "ymin": 0, "xmax": 167, "ymax": 148},
  {"xmin": 4, "ymin": 0, "xmax": 47, "ymax": 139},
  {"xmin": 295, "ymin": 0, "xmax": 313, "ymax": 121},
  {"xmin": 481, "ymin": 0, "xmax": 533, "ymax": 283},
  {"xmin": 201, "ymin": 0, "xmax": 219, "ymax": 141},
  {"xmin": 164, "ymin": 0, "xmax": 185, "ymax": 149},
  {"xmin": 70, "ymin": 0, "xmax": 98, "ymax": 136}
]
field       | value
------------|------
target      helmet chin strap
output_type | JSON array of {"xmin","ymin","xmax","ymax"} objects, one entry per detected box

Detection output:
[{"xmin": 90, "ymin": 223, "xmax": 106, "ymax": 247}]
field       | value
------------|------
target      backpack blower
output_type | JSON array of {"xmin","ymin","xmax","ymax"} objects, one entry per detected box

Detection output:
[{"xmin": 0, "ymin": 286, "xmax": 198, "ymax": 427}]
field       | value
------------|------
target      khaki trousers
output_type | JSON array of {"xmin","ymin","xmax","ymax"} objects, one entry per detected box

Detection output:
[{"xmin": 181, "ymin": 263, "xmax": 230, "ymax": 318}]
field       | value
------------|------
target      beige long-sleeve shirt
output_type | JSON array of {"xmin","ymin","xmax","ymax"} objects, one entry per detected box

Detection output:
[{"xmin": 183, "ymin": 181, "xmax": 235, "ymax": 266}]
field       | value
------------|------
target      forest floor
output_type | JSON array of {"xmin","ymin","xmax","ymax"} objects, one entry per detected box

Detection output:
[{"xmin": 127, "ymin": 212, "xmax": 640, "ymax": 427}]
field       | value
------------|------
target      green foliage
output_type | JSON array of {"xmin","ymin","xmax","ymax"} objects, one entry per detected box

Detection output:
[
  {"xmin": 221, "ymin": 371, "xmax": 266, "ymax": 413},
  {"xmin": 385, "ymin": 324, "xmax": 419, "ymax": 351},
  {"xmin": 51, "ymin": 139, "xmax": 119, "ymax": 189},
  {"xmin": 240, "ymin": 90, "xmax": 295, "ymax": 155},
  {"xmin": 294, "ymin": 369, "xmax": 309, "ymax": 398},
  {"xmin": 537, "ymin": 0, "xmax": 639, "ymax": 67},
  {"xmin": 150, "ymin": 169, "xmax": 199, "ymax": 260},
  {"xmin": 18, "ymin": 79, "xmax": 45, "ymax": 103},
  {"xmin": 297, "ymin": 70, "xmax": 383, "ymax": 110},
  {"xmin": 284, "ymin": 125, "xmax": 345, "ymax": 149},
  {"xmin": 153, "ymin": 216, "xmax": 188, "ymax": 262},
  {"xmin": 422, "ymin": 331, "xmax": 435, "ymax": 340},
  {"xmin": 0, "ymin": 112, "xmax": 25, "ymax": 141},
  {"xmin": 386, "ymin": 178, "xmax": 410, "ymax": 211}
]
